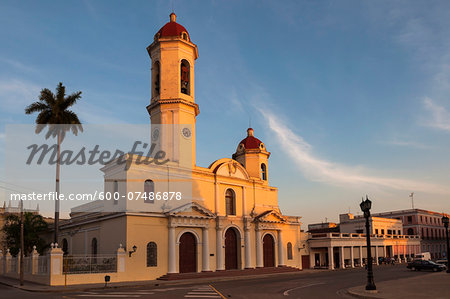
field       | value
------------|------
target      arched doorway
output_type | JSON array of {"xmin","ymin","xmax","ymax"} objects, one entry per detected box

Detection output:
[
  {"xmin": 263, "ymin": 234, "xmax": 275, "ymax": 267},
  {"xmin": 225, "ymin": 228, "xmax": 238, "ymax": 270},
  {"xmin": 179, "ymin": 232, "xmax": 197, "ymax": 273}
]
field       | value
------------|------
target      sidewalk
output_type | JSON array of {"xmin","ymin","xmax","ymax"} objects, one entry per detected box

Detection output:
[
  {"xmin": 347, "ymin": 272, "xmax": 450, "ymax": 299},
  {"xmin": 0, "ymin": 268, "xmax": 327, "ymax": 293}
]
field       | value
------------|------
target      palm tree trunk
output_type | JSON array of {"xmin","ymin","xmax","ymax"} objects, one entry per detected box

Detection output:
[
  {"xmin": 54, "ymin": 132, "xmax": 61, "ymax": 243},
  {"xmin": 20, "ymin": 199, "xmax": 24, "ymax": 286}
]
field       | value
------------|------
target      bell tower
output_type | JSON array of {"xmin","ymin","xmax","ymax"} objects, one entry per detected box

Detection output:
[
  {"xmin": 146, "ymin": 13, "xmax": 199, "ymax": 167},
  {"xmin": 233, "ymin": 128, "xmax": 271, "ymax": 183}
]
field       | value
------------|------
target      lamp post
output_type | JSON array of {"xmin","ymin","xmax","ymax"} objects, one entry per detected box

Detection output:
[
  {"xmin": 360, "ymin": 195, "xmax": 376, "ymax": 290},
  {"xmin": 442, "ymin": 215, "xmax": 450, "ymax": 273}
]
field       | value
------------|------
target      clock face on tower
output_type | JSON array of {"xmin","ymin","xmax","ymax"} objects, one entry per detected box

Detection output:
[{"xmin": 181, "ymin": 127, "xmax": 192, "ymax": 139}]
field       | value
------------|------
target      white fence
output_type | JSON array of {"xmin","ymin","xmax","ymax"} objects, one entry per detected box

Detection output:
[{"xmin": 63, "ymin": 255, "xmax": 117, "ymax": 274}]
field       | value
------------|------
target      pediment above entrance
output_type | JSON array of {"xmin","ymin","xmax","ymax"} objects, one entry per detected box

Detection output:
[
  {"xmin": 166, "ymin": 201, "xmax": 215, "ymax": 219},
  {"xmin": 254, "ymin": 210, "xmax": 287, "ymax": 223}
]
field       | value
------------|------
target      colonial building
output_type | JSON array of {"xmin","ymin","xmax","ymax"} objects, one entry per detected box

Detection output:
[
  {"xmin": 369, "ymin": 209, "xmax": 449, "ymax": 259},
  {"xmin": 306, "ymin": 213, "xmax": 421, "ymax": 269},
  {"xmin": 56, "ymin": 13, "xmax": 304, "ymax": 282}
]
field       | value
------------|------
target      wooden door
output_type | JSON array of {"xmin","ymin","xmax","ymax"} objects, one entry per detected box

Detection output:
[
  {"xmin": 302, "ymin": 255, "xmax": 310, "ymax": 269},
  {"xmin": 225, "ymin": 229, "xmax": 238, "ymax": 270},
  {"xmin": 263, "ymin": 234, "xmax": 275, "ymax": 267},
  {"xmin": 179, "ymin": 232, "xmax": 196, "ymax": 273}
]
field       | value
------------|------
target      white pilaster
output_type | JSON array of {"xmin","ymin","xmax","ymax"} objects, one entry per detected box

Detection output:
[
  {"xmin": 328, "ymin": 246, "xmax": 334, "ymax": 270},
  {"xmin": 214, "ymin": 177, "xmax": 219, "ymax": 215},
  {"xmin": 339, "ymin": 246, "xmax": 345, "ymax": 269},
  {"xmin": 375, "ymin": 246, "xmax": 379, "ymax": 265},
  {"xmin": 216, "ymin": 227, "xmax": 224, "ymax": 270},
  {"xmin": 168, "ymin": 226, "xmax": 176, "ymax": 273},
  {"xmin": 350, "ymin": 246, "xmax": 354, "ymax": 268},
  {"xmin": 244, "ymin": 228, "xmax": 252, "ymax": 268},
  {"xmin": 359, "ymin": 246, "xmax": 363, "ymax": 267},
  {"xmin": 277, "ymin": 230, "xmax": 285, "ymax": 266},
  {"xmin": 255, "ymin": 229, "xmax": 263, "ymax": 268},
  {"xmin": 202, "ymin": 227, "xmax": 210, "ymax": 272}
]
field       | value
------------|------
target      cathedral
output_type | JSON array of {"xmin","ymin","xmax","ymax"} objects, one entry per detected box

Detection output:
[{"xmin": 58, "ymin": 13, "xmax": 305, "ymax": 281}]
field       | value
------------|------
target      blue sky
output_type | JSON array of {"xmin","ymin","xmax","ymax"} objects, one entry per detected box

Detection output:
[{"xmin": 1, "ymin": 0, "xmax": 450, "ymax": 225}]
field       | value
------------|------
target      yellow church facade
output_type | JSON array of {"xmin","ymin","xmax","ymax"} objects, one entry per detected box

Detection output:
[{"xmin": 57, "ymin": 13, "xmax": 305, "ymax": 282}]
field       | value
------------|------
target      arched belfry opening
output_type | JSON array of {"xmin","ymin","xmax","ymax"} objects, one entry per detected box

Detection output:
[
  {"xmin": 181, "ymin": 59, "xmax": 190, "ymax": 95},
  {"xmin": 261, "ymin": 163, "xmax": 267, "ymax": 181},
  {"xmin": 152, "ymin": 61, "xmax": 160, "ymax": 97}
]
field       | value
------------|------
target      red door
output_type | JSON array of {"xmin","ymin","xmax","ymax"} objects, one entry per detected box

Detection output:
[
  {"xmin": 263, "ymin": 234, "xmax": 275, "ymax": 267},
  {"xmin": 301, "ymin": 255, "xmax": 310, "ymax": 269},
  {"xmin": 225, "ymin": 229, "xmax": 238, "ymax": 270},
  {"xmin": 179, "ymin": 232, "xmax": 197, "ymax": 273}
]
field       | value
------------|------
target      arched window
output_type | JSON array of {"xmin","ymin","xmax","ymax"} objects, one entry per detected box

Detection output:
[
  {"xmin": 62, "ymin": 238, "xmax": 68, "ymax": 255},
  {"xmin": 287, "ymin": 242, "xmax": 293, "ymax": 260},
  {"xmin": 407, "ymin": 228, "xmax": 414, "ymax": 235},
  {"xmin": 144, "ymin": 180, "xmax": 154, "ymax": 204},
  {"xmin": 182, "ymin": 32, "xmax": 188, "ymax": 41},
  {"xmin": 225, "ymin": 189, "xmax": 236, "ymax": 216},
  {"xmin": 261, "ymin": 163, "xmax": 267, "ymax": 180},
  {"xmin": 91, "ymin": 238, "xmax": 97, "ymax": 256},
  {"xmin": 180, "ymin": 60, "xmax": 190, "ymax": 95},
  {"xmin": 147, "ymin": 242, "xmax": 157, "ymax": 267},
  {"xmin": 153, "ymin": 61, "xmax": 160, "ymax": 97},
  {"xmin": 113, "ymin": 180, "xmax": 118, "ymax": 205}
]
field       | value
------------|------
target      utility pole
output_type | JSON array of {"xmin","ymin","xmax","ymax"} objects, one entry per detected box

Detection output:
[{"xmin": 19, "ymin": 199, "xmax": 24, "ymax": 286}]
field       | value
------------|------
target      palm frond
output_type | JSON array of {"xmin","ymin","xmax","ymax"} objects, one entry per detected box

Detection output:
[
  {"xmin": 61, "ymin": 91, "xmax": 82, "ymax": 110},
  {"xmin": 39, "ymin": 88, "xmax": 56, "ymax": 106},
  {"xmin": 25, "ymin": 102, "xmax": 49, "ymax": 114},
  {"xmin": 56, "ymin": 82, "xmax": 65, "ymax": 103}
]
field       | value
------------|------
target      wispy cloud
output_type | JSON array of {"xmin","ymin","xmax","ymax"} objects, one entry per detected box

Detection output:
[
  {"xmin": 259, "ymin": 107, "xmax": 449, "ymax": 195},
  {"xmin": 423, "ymin": 97, "xmax": 450, "ymax": 132},
  {"xmin": 383, "ymin": 139, "xmax": 433, "ymax": 150},
  {"xmin": 0, "ymin": 78, "xmax": 41, "ymax": 113},
  {"xmin": 0, "ymin": 58, "xmax": 37, "ymax": 74}
]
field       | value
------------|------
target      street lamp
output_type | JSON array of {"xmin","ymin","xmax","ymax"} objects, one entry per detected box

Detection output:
[
  {"xmin": 360, "ymin": 195, "xmax": 376, "ymax": 290},
  {"xmin": 442, "ymin": 215, "xmax": 450, "ymax": 273}
]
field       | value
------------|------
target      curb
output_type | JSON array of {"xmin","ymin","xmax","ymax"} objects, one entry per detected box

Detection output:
[{"xmin": 346, "ymin": 288, "xmax": 383, "ymax": 299}]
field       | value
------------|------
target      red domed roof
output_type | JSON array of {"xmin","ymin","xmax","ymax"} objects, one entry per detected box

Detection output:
[
  {"xmin": 157, "ymin": 13, "xmax": 190, "ymax": 40},
  {"xmin": 239, "ymin": 128, "xmax": 263, "ymax": 149}
]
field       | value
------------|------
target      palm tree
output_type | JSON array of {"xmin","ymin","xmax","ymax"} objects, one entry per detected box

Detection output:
[{"xmin": 25, "ymin": 82, "xmax": 83, "ymax": 243}]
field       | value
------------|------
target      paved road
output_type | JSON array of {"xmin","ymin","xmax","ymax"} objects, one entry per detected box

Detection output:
[{"xmin": 0, "ymin": 265, "xmax": 435, "ymax": 299}]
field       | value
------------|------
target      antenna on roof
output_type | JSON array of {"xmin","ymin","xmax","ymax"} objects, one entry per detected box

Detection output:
[
  {"xmin": 249, "ymin": 116, "xmax": 252, "ymax": 128},
  {"xmin": 171, "ymin": 0, "xmax": 174, "ymax": 13},
  {"xmin": 409, "ymin": 192, "xmax": 414, "ymax": 209}
]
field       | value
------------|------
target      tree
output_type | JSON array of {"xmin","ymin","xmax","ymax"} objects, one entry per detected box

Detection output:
[
  {"xmin": 2, "ymin": 212, "xmax": 49, "ymax": 255},
  {"xmin": 25, "ymin": 82, "xmax": 83, "ymax": 243}
]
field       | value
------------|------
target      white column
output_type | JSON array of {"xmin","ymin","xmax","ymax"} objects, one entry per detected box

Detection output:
[
  {"xmin": 277, "ymin": 230, "xmax": 285, "ymax": 266},
  {"xmin": 310, "ymin": 250, "xmax": 315, "ymax": 269},
  {"xmin": 256, "ymin": 229, "xmax": 263, "ymax": 268},
  {"xmin": 168, "ymin": 226, "xmax": 177, "ymax": 273},
  {"xmin": 339, "ymin": 247, "xmax": 345, "ymax": 269},
  {"xmin": 359, "ymin": 246, "xmax": 363, "ymax": 267},
  {"xmin": 383, "ymin": 245, "xmax": 387, "ymax": 259},
  {"xmin": 375, "ymin": 246, "xmax": 379, "ymax": 265},
  {"xmin": 328, "ymin": 246, "xmax": 334, "ymax": 270},
  {"xmin": 244, "ymin": 228, "xmax": 252, "ymax": 268},
  {"xmin": 216, "ymin": 227, "xmax": 224, "ymax": 270},
  {"xmin": 350, "ymin": 246, "xmax": 354, "ymax": 268},
  {"xmin": 202, "ymin": 227, "xmax": 210, "ymax": 272}
]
